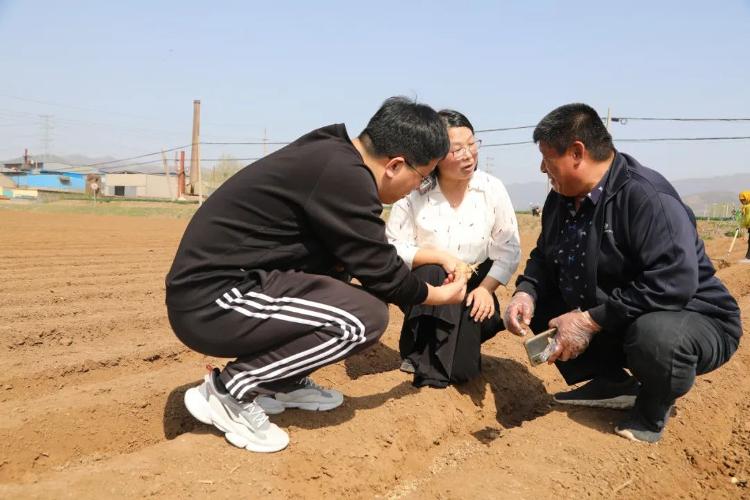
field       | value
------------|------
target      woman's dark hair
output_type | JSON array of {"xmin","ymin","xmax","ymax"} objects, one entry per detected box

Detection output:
[
  {"xmin": 434, "ymin": 109, "xmax": 478, "ymax": 181},
  {"xmin": 360, "ymin": 96, "xmax": 449, "ymax": 166},
  {"xmin": 532, "ymin": 103, "xmax": 614, "ymax": 161},
  {"xmin": 438, "ymin": 109, "xmax": 474, "ymax": 133}
]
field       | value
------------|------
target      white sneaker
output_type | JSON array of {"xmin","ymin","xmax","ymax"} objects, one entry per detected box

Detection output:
[
  {"xmin": 255, "ymin": 377, "xmax": 344, "ymax": 414},
  {"xmin": 255, "ymin": 394, "xmax": 285, "ymax": 415},
  {"xmin": 184, "ymin": 370, "xmax": 289, "ymax": 453}
]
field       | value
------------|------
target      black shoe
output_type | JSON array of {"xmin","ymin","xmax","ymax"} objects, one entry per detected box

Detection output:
[
  {"xmin": 399, "ymin": 359, "xmax": 416, "ymax": 374},
  {"xmin": 615, "ymin": 407, "xmax": 671, "ymax": 443},
  {"xmin": 553, "ymin": 376, "xmax": 640, "ymax": 409}
]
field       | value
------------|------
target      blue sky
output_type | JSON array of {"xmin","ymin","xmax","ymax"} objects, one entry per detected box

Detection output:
[{"xmin": 0, "ymin": 0, "xmax": 748, "ymax": 184}]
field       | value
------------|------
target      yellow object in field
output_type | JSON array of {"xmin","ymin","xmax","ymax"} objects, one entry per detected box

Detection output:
[
  {"xmin": 741, "ymin": 204, "xmax": 750, "ymax": 229},
  {"xmin": 740, "ymin": 191, "xmax": 750, "ymax": 228}
]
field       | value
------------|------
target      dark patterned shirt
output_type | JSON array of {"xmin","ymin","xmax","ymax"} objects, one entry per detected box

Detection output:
[{"xmin": 553, "ymin": 176, "xmax": 607, "ymax": 309}]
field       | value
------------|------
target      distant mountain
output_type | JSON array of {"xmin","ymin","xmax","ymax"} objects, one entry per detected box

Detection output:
[
  {"xmin": 671, "ymin": 173, "xmax": 750, "ymax": 198},
  {"xmin": 680, "ymin": 191, "xmax": 738, "ymax": 216},
  {"xmin": 4, "ymin": 153, "xmax": 747, "ymax": 213},
  {"xmin": 2, "ymin": 153, "xmax": 118, "ymax": 167},
  {"xmin": 505, "ymin": 172, "xmax": 750, "ymax": 214},
  {"xmin": 0, "ymin": 154, "xmax": 115, "ymax": 172},
  {"xmin": 503, "ymin": 180, "xmax": 549, "ymax": 210}
]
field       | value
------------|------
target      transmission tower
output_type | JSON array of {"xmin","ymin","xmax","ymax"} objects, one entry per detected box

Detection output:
[{"xmin": 39, "ymin": 114, "xmax": 54, "ymax": 165}]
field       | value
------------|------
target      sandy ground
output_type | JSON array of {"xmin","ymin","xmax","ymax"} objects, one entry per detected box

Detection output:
[{"xmin": 0, "ymin": 208, "xmax": 748, "ymax": 499}]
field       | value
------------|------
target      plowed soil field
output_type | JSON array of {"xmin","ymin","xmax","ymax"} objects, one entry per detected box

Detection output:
[{"xmin": 1, "ymin": 204, "xmax": 748, "ymax": 499}]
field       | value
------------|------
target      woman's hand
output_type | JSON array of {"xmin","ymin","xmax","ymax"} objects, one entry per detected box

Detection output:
[
  {"xmin": 466, "ymin": 287, "xmax": 495, "ymax": 322},
  {"xmin": 424, "ymin": 274, "xmax": 467, "ymax": 305}
]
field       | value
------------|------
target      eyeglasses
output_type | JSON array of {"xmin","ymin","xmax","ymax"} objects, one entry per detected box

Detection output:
[
  {"xmin": 450, "ymin": 139, "xmax": 482, "ymax": 160},
  {"xmin": 403, "ymin": 159, "xmax": 436, "ymax": 194}
]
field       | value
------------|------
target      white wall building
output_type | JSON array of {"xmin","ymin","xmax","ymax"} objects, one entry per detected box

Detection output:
[{"xmin": 102, "ymin": 173, "xmax": 178, "ymax": 199}]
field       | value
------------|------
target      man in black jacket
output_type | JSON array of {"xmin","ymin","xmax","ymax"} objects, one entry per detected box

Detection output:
[
  {"xmin": 504, "ymin": 103, "xmax": 742, "ymax": 443},
  {"xmin": 166, "ymin": 97, "xmax": 467, "ymax": 452}
]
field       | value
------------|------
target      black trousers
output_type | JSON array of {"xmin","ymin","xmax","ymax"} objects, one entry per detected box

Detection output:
[
  {"xmin": 400, "ymin": 261, "xmax": 503, "ymax": 388},
  {"xmin": 531, "ymin": 293, "xmax": 742, "ymax": 430},
  {"xmin": 168, "ymin": 269, "xmax": 389, "ymax": 401}
]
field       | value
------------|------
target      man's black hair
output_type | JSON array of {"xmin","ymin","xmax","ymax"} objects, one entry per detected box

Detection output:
[
  {"xmin": 533, "ymin": 103, "xmax": 614, "ymax": 161},
  {"xmin": 360, "ymin": 96, "xmax": 449, "ymax": 166},
  {"xmin": 438, "ymin": 109, "xmax": 474, "ymax": 133}
]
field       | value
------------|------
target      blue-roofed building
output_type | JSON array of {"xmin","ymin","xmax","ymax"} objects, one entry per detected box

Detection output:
[{"xmin": 4, "ymin": 170, "xmax": 87, "ymax": 192}]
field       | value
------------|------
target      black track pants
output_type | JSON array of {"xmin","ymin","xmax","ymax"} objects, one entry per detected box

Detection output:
[{"xmin": 168, "ymin": 269, "xmax": 390, "ymax": 400}]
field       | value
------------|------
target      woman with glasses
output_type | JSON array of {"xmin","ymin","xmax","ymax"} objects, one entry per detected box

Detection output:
[{"xmin": 386, "ymin": 109, "xmax": 521, "ymax": 388}]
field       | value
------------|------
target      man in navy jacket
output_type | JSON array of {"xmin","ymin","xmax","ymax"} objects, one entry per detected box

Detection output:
[{"xmin": 504, "ymin": 103, "xmax": 742, "ymax": 443}]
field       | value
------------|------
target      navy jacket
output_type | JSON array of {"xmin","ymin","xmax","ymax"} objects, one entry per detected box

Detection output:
[{"xmin": 516, "ymin": 152, "xmax": 741, "ymax": 338}]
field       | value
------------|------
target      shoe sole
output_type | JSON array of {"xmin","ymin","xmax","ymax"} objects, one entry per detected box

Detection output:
[
  {"xmin": 274, "ymin": 397, "xmax": 344, "ymax": 412},
  {"xmin": 614, "ymin": 426, "xmax": 660, "ymax": 443},
  {"xmin": 184, "ymin": 388, "xmax": 288, "ymax": 453},
  {"xmin": 614, "ymin": 427, "xmax": 642, "ymax": 442},
  {"xmin": 552, "ymin": 394, "xmax": 636, "ymax": 410},
  {"xmin": 256, "ymin": 395, "xmax": 344, "ymax": 414},
  {"xmin": 399, "ymin": 360, "xmax": 415, "ymax": 374},
  {"xmin": 254, "ymin": 396, "xmax": 285, "ymax": 415}
]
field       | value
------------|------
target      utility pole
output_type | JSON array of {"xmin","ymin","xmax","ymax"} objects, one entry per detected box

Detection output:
[
  {"xmin": 484, "ymin": 156, "xmax": 494, "ymax": 172},
  {"xmin": 263, "ymin": 128, "xmax": 268, "ymax": 156},
  {"xmin": 161, "ymin": 149, "xmax": 174, "ymax": 200},
  {"xmin": 174, "ymin": 151, "xmax": 181, "ymax": 199},
  {"xmin": 39, "ymin": 114, "xmax": 54, "ymax": 166},
  {"xmin": 605, "ymin": 107, "xmax": 612, "ymax": 131},
  {"xmin": 178, "ymin": 150, "xmax": 186, "ymax": 199},
  {"xmin": 189, "ymin": 100, "xmax": 202, "ymax": 204}
]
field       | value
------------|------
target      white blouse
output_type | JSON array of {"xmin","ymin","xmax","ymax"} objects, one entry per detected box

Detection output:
[{"xmin": 386, "ymin": 170, "xmax": 521, "ymax": 285}]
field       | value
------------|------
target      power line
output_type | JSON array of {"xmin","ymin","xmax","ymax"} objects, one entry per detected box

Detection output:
[
  {"xmin": 475, "ymin": 125, "xmax": 535, "ymax": 133},
  {"xmin": 202, "ymin": 136, "xmax": 265, "ymax": 142},
  {"xmin": 612, "ymin": 117, "xmax": 750, "ymax": 123},
  {"xmin": 81, "ymin": 141, "xmax": 289, "ymax": 168},
  {"xmin": 82, "ymin": 144, "xmax": 193, "ymax": 167},
  {"xmin": 616, "ymin": 136, "xmax": 750, "ymax": 142},
  {"xmin": 481, "ymin": 135, "xmax": 750, "ymax": 149},
  {"xmin": 202, "ymin": 141, "xmax": 290, "ymax": 145},
  {"xmin": 32, "ymin": 132, "xmax": 750, "ymax": 171},
  {"xmin": 96, "ymin": 157, "xmax": 262, "ymax": 170},
  {"xmin": 476, "ymin": 116, "xmax": 750, "ymax": 134},
  {"xmin": 482, "ymin": 140, "xmax": 534, "ymax": 147}
]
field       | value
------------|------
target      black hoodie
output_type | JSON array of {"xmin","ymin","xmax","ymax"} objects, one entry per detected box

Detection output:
[{"xmin": 166, "ymin": 124, "xmax": 427, "ymax": 311}]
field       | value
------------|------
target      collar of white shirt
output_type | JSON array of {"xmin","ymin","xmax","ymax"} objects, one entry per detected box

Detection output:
[{"xmin": 430, "ymin": 169, "xmax": 489, "ymax": 200}]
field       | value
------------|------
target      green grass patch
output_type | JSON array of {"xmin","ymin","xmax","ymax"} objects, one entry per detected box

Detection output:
[{"xmin": 0, "ymin": 199, "xmax": 198, "ymax": 218}]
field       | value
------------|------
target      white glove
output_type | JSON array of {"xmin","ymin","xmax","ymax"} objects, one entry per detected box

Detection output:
[
  {"xmin": 547, "ymin": 310, "xmax": 601, "ymax": 362},
  {"xmin": 503, "ymin": 292, "xmax": 535, "ymax": 336}
]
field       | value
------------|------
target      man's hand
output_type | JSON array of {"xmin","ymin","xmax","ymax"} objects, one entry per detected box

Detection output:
[
  {"xmin": 466, "ymin": 287, "xmax": 495, "ymax": 322},
  {"xmin": 547, "ymin": 310, "xmax": 601, "ymax": 363},
  {"xmin": 424, "ymin": 274, "xmax": 467, "ymax": 306},
  {"xmin": 439, "ymin": 252, "xmax": 464, "ymax": 280},
  {"xmin": 503, "ymin": 292, "xmax": 535, "ymax": 336}
]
